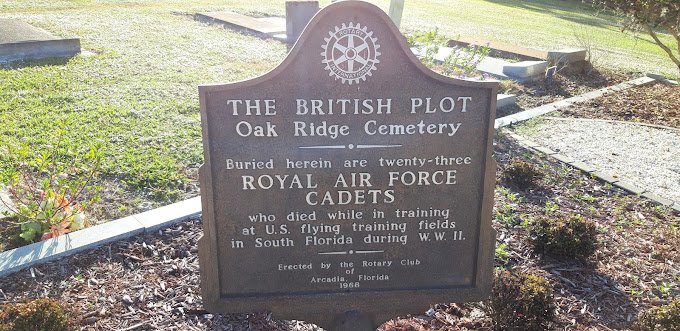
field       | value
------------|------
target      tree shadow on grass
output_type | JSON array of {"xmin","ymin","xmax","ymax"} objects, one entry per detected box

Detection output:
[
  {"xmin": 483, "ymin": 0, "xmax": 676, "ymax": 48},
  {"xmin": 480, "ymin": 0, "xmax": 616, "ymax": 30}
]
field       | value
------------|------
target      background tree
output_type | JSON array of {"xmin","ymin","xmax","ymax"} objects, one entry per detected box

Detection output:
[{"xmin": 589, "ymin": 0, "xmax": 679, "ymax": 74}]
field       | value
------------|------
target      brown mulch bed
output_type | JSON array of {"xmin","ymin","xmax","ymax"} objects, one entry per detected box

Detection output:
[
  {"xmin": 378, "ymin": 137, "xmax": 679, "ymax": 330},
  {"xmin": 489, "ymin": 137, "xmax": 679, "ymax": 330},
  {"xmin": 0, "ymin": 136, "xmax": 678, "ymax": 330},
  {"xmin": 496, "ymin": 69, "xmax": 635, "ymax": 118},
  {"xmin": 560, "ymin": 82, "xmax": 680, "ymax": 129},
  {"xmin": 0, "ymin": 219, "xmax": 321, "ymax": 331}
]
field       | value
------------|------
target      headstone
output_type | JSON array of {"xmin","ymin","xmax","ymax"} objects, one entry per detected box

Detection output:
[
  {"xmin": 0, "ymin": 19, "xmax": 80, "ymax": 65},
  {"xmin": 286, "ymin": 1, "xmax": 320, "ymax": 44},
  {"xmin": 388, "ymin": 0, "xmax": 405, "ymax": 29},
  {"xmin": 448, "ymin": 36, "xmax": 547, "ymax": 61},
  {"xmin": 497, "ymin": 93, "xmax": 517, "ymax": 109},
  {"xmin": 411, "ymin": 46, "xmax": 548, "ymax": 82},
  {"xmin": 502, "ymin": 60, "xmax": 549, "ymax": 82},
  {"xmin": 547, "ymin": 48, "xmax": 587, "ymax": 65},
  {"xmin": 547, "ymin": 48, "xmax": 588, "ymax": 73},
  {"xmin": 195, "ymin": 12, "xmax": 286, "ymax": 39},
  {"xmin": 197, "ymin": 1, "xmax": 497, "ymax": 329}
]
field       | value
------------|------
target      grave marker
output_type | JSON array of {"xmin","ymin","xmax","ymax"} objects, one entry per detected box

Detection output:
[
  {"xmin": 198, "ymin": 1, "xmax": 497, "ymax": 329},
  {"xmin": 0, "ymin": 19, "xmax": 80, "ymax": 64},
  {"xmin": 286, "ymin": 1, "xmax": 319, "ymax": 44}
]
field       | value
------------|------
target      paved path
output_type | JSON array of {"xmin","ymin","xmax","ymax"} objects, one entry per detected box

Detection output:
[{"xmin": 518, "ymin": 117, "xmax": 680, "ymax": 204}]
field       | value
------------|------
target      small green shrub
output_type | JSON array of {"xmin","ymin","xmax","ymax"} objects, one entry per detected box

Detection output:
[
  {"xmin": 495, "ymin": 243, "xmax": 510, "ymax": 264},
  {"xmin": 407, "ymin": 30, "xmax": 490, "ymax": 78},
  {"xmin": 0, "ymin": 120, "xmax": 102, "ymax": 243},
  {"xmin": 0, "ymin": 298, "xmax": 72, "ymax": 331},
  {"xmin": 634, "ymin": 299, "xmax": 680, "ymax": 331},
  {"xmin": 491, "ymin": 270, "xmax": 554, "ymax": 331},
  {"xmin": 530, "ymin": 214, "xmax": 599, "ymax": 260},
  {"xmin": 503, "ymin": 160, "xmax": 543, "ymax": 189},
  {"xmin": 407, "ymin": 30, "xmax": 446, "ymax": 68}
]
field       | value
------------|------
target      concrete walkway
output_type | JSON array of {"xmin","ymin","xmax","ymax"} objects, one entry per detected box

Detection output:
[{"xmin": 517, "ymin": 118, "xmax": 680, "ymax": 205}]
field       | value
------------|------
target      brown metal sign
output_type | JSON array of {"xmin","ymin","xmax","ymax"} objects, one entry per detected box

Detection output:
[{"xmin": 198, "ymin": 1, "xmax": 497, "ymax": 328}]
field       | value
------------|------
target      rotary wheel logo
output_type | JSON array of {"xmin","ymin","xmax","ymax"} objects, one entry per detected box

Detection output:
[{"xmin": 321, "ymin": 22, "xmax": 380, "ymax": 85}]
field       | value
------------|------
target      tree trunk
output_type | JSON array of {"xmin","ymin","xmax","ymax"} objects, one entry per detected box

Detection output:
[{"xmin": 646, "ymin": 24, "xmax": 680, "ymax": 75}]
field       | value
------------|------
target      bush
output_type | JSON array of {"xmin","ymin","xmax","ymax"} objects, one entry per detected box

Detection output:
[
  {"xmin": 634, "ymin": 299, "xmax": 680, "ymax": 331},
  {"xmin": 503, "ymin": 160, "xmax": 543, "ymax": 189},
  {"xmin": 491, "ymin": 270, "xmax": 554, "ymax": 331},
  {"xmin": 0, "ymin": 120, "xmax": 102, "ymax": 243},
  {"xmin": 530, "ymin": 214, "xmax": 599, "ymax": 260},
  {"xmin": 407, "ymin": 30, "xmax": 490, "ymax": 78},
  {"xmin": 0, "ymin": 298, "xmax": 72, "ymax": 331}
]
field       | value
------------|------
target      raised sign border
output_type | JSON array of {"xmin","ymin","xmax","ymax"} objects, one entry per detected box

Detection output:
[{"xmin": 197, "ymin": 1, "xmax": 497, "ymax": 327}]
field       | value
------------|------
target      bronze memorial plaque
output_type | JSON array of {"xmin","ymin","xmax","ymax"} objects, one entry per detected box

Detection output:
[{"xmin": 198, "ymin": 1, "xmax": 497, "ymax": 328}]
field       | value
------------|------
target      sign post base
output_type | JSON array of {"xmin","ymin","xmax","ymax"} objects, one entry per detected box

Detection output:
[{"xmin": 329, "ymin": 310, "xmax": 377, "ymax": 331}]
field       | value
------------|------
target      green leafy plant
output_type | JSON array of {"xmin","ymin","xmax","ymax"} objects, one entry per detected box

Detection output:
[
  {"xmin": 634, "ymin": 299, "xmax": 680, "ymax": 331},
  {"xmin": 497, "ymin": 186, "xmax": 524, "ymax": 203},
  {"xmin": 630, "ymin": 288, "xmax": 643, "ymax": 297},
  {"xmin": 530, "ymin": 214, "xmax": 599, "ymax": 260},
  {"xmin": 0, "ymin": 121, "xmax": 103, "ymax": 243},
  {"xmin": 496, "ymin": 210, "xmax": 516, "ymax": 225},
  {"xmin": 407, "ymin": 30, "xmax": 446, "ymax": 68},
  {"xmin": 408, "ymin": 30, "xmax": 490, "ymax": 78},
  {"xmin": 503, "ymin": 160, "xmax": 543, "ymax": 189},
  {"xmin": 442, "ymin": 42, "xmax": 490, "ymax": 78},
  {"xmin": 543, "ymin": 200, "xmax": 559, "ymax": 213},
  {"xmin": 491, "ymin": 270, "xmax": 555, "ymax": 331},
  {"xmin": 520, "ymin": 217, "xmax": 530, "ymax": 228},
  {"xmin": 496, "ymin": 203, "xmax": 522, "ymax": 227},
  {"xmin": 610, "ymin": 199, "xmax": 644, "ymax": 228},
  {"xmin": 495, "ymin": 243, "xmax": 510, "ymax": 262},
  {"xmin": 657, "ymin": 282, "xmax": 673, "ymax": 297},
  {"xmin": 0, "ymin": 298, "xmax": 72, "ymax": 331},
  {"xmin": 574, "ymin": 193, "xmax": 598, "ymax": 203}
]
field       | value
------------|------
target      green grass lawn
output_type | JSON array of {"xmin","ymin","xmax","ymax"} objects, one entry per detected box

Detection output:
[
  {"xmin": 0, "ymin": 1, "xmax": 289, "ymax": 220},
  {"xmin": 395, "ymin": 0, "xmax": 677, "ymax": 77},
  {"xmin": 0, "ymin": 0, "xmax": 676, "ymax": 222}
]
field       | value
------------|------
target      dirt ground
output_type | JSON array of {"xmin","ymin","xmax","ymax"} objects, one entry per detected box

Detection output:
[
  {"xmin": 496, "ymin": 69, "xmax": 635, "ymax": 118},
  {"xmin": 559, "ymin": 82, "xmax": 680, "ymax": 129}
]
